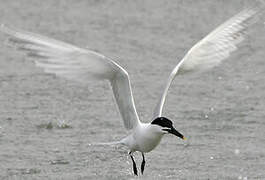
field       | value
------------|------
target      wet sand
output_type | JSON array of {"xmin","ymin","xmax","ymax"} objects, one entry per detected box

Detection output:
[{"xmin": 1, "ymin": 0, "xmax": 265, "ymax": 179}]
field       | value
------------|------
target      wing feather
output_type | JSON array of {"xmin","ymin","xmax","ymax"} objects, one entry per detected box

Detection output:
[
  {"xmin": 153, "ymin": 4, "xmax": 264, "ymax": 118},
  {"xmin": 0, "ymin": 24, "xmax": 140, "ymax": 130}
]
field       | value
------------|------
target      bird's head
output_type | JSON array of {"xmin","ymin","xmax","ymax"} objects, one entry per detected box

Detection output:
[{"xmin": 151, "ymin": 117, "xmax": 186, "ymax": 140}]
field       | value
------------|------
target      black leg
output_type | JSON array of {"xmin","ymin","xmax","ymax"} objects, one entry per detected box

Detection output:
[
  {"xmin": 129, "ymin": 152, "xmax": 138, "ymax": 176},
  {"xmin": 141, "ymin": 152, "xmax": 146, "ymax": 174}
]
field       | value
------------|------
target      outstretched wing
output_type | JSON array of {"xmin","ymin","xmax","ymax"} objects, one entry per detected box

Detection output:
[
  {"xmin": 0, "ymin": 25, "xmax": 140, "ymax": 130},
  {"xmin": 153, "ymin": 4, "xmax": 264, "ymax": 118}
]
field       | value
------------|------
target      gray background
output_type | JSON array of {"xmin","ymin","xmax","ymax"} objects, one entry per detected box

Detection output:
[{"xmin": 0, "ymin": 0, "xmax": 265, "ymax": 179}]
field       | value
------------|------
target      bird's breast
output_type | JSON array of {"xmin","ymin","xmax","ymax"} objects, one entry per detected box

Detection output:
[
  {"xmin": 134, "ymin": 127, "xmax": 164, "ymax": 153},
  {"xmin": 138, "ymin": 134, "xmax": 163, "ymax": 153}
]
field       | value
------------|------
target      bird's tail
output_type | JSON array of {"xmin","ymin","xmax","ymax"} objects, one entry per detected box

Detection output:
[{"xmin": 89, "ymin": 140, "xmax": 124, "ymax": 146}]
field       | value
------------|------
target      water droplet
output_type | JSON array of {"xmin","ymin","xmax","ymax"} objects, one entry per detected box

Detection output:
[
  {"xmin": 218, "ymin": 76, "xmax": 222, "ymax": 80},
  {"xmin": 243, "ymin": 177, "xmax": 247, "ymax": 180},
  {"xmin": 210, "ymin": 156, "xmax": 214, "ymax": 160},
  {"xmin": 205, "ymin": 114, "xmax": 209, "ymax": 119},
  {"xmin": 238, "ymin": 176, "xmax": 242, "ymax": 180}
]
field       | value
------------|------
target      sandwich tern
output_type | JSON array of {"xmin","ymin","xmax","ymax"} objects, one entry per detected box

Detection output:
[{"xmin": 0, "ymin": 3, "xmax": 263, "ymax": 176}]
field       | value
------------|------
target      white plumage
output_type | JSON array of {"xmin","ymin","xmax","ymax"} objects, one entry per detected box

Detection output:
[
  {"xmin": 1, "ymin": 24, "xmax": 140, "ymax": 130},
  {"xmin": 153, "ymin": 5, "xmax": 263, "ymax": 118}
]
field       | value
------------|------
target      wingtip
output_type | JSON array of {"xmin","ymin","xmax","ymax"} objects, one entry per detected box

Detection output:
[
  {"xmin": 251, "ymin": 0, "xmax": 265, "ymax": 11},
  {"xmin": 0, "ymin": 23, "xmax": 10, "ymax": 34},
  {"xmin": 0, "ymin": 24, "xmax": 19, "ymax": 37},
  {"xmin": 0, "ymin": 23, "xmax": 6, "ymax": 31},
  {"xmin": 0, "ymin": 23, "xmax": 8, "ymax": 29}
]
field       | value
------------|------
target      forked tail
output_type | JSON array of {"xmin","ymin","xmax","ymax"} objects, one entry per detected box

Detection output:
[{"xmin": 89, "ymin": 140, "xmax": 125, "ymax": 146}]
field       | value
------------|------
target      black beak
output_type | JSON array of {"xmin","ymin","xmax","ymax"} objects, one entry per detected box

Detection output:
[{"xmin": 167, "ymin": 127, "xmax": 186, "ymax": 140}]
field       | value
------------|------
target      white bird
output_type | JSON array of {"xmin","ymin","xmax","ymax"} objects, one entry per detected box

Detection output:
[{"xmin": 0, "ymin": 4, "xmax": 263, "ymax": 176}]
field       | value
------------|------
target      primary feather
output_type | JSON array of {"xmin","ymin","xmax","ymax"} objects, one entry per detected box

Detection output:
[
  {"xmin": 0, "ymin": 24, "xmax": 140, "ymax": 130},
  {"xmin": 153, "ymin": 4, "xmax": 264, "ymax": 118}
]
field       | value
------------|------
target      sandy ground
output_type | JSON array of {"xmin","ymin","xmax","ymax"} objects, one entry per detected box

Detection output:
[{"xmin": 1, "ymin": 0, "xmax": 265, "ymax": 179}]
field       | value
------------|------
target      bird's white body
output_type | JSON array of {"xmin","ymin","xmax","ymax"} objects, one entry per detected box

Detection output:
[{"xmin": 121, "ymin": 123, "xmax": 164, "ymax": 153}]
